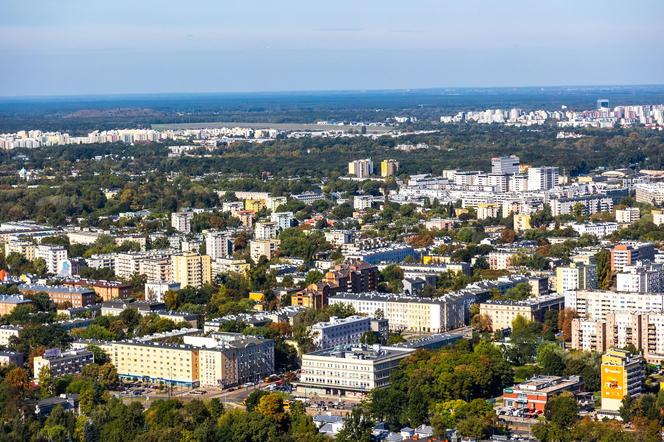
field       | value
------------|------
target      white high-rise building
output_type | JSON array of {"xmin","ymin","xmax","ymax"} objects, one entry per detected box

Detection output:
[
  {"xmin": 528, "ymin": 167, "xmax": 559, "ymax": 191},
  {"xmin": 35, "ymin": 244, "xmax": 68, "ymax": 274},
  {"xmin": 616, "ymin": 262, "xmax": 664, "ymax": 293},
  {"xmin": 491, "ymin": 155, "xmax": 520, "ymax": 175},
  {"xmin": 566, "ymin": 290, "xmax": 664, "ymax": 321},
  {"xmin": 204, "ymin": 230, "xmax": 234, "ymax": 260},
  {"xmin": 555, "ymin": 262, "xmax": 597, "ymax": 294},
  {"xmin": 270, "ymin": 212, "xmax": 293, "ymax": 230},
  {"xmin": 254, "ymin": 221, "xmax": 279, "ymax": 240},
  {"xmin": 171, "ymin": 211, "xmax": 194, "ymax": 233}
]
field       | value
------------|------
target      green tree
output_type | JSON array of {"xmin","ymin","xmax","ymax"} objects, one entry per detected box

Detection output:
[
  {"xmin": 544, "ymin": 393, "xmax": 579, "ymax": 429},
  {"xmin": 337, "ymin": 407, "xmax": 374, "ymax": 442},
  {"xmin": 596, "ymin": 249, "xmax": 613, "ymax": 289},
  {"xmin": 39, "ymin": 365, "xmax": 55, "ymax": 399}
]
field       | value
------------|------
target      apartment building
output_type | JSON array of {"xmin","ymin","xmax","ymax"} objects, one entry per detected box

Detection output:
[
  {"xmin": 4, "ymin": 239, "xmax": 36, "ymax": 260},
  {"xmin": 569, "ymin": 222, "xmax": 619, "ymax": 237},
  {"xmin": 571, "ymin": 318, "xmax": 607, "ymax": 353},
  {"xmin": 254, "ymin": 221, "xmax": 279, "ymax": 240},
  {"xmin": 380, "ymin": 159, "xmax": 399, "ymax": 177},
  {"xmin": 310, "ymin": 316, "xmax": 372, "ymax": 349},
  {"xmin": 111, "ymin": 341, "xmax": 200, "ymax": 387},
  {"xmin": 187, "ymin": 334, "xmax": 275, "ymax": 387},
  {"xmin": 635, "ymin": 183, "xmax": 664, "ymax": 205},
  {"xmin": 476, "ymin": 203, "xmax": 500, "ymax": 220},
  {"xmin": 329, "ymin": 292, "xmax": 468, "ymax": 333},
  {"xmin": 348, "ymin": 159, "xmax": 373, "ymax": 178},
  {"xmin": 266, "ymin": 196, "xmax": 287, "ymax": 212},
  {"xmin": 528, "ymin": 167, "xmax": 558, "ymax": 191},
  {"xmin": 513, "ymin": 214, "xmax": 532, "ymax": 232},
  {"xmin": 652, "ymin": 209, "xmax": 664, "ymax": 227},
  {"xmin": 171, "ymin": 211, "xmax": 194, "ymax": 233},
  {"xmin": 550, "ymin": 195, "xmax": 613, "ymax": 217},
  {"xmin": 211, "ymin": 258, "xmax": 251, "ymax": 276},
  {"xmin": 139, "ymin": 257, "xmax": 173, "ymax": 282},
  {"xmin": 555, "ymin": 262, "xmax": 597, "ymax": 294},
  {"xmin": 353, "ymin": 195, "xmax": 374, "ymax": 211},
  {"xmin": 0, "ymin": 295, "xmax": 32, "ymax": 315},
  {"xmin": 35, "ymin": 244, "xmax": 68, "ymax": 274},
  {"xmin": 488, "ymin": 250, "xmax": 518, "ymax": 270},
  {"xmin": 33, "ymin": 349, "xmax": 94, "ymax": 381},
  {"xmin": 600, "ymin": 349, "xmax": 644, "ymax": 413},
  {"xmin": 616, "ymin": 262, "xmax": 663, "ymax": 293},
  {"xmin": 615, "ymin": 207, "xmax": 640, "ymax": 224},
  {"xmin": 270, "ymin": 212, "xmax": 294, "ymax": 230},
  {"xmin": 145, "ymin": 281, "xmax": 181, "ymax": 303},
  {"xmin": 0, "ymin": 325, "xmax": 21, "ymax": 346},
  {"xmin": 100, "ymin": 332, "xmax": 274, "ymax": 388},
  {"xmin": 63, "ymin": 279, "xmax": 132, "ymax": 302},
  {"xmin": 324, "ymin": 230, "xmax": 354, "ymax": 246},
  {"xmin": 18, "ymin": 284, "xmax": 95, "ymax": 308},
  {"xmin": 171, "ymin": 252, "xmax": 212, "ymax": 288},
  {"xmin": 611, "ymin": 242, "xmax": 655, "ymax": 272},
  {"xmin": 0, "ymin": 351, "xmax": 23, "ymax": 367},
  {"xmin": 323, "ymin": 261, "xmax": 378, "ymax": 293},
  {"xmin": 204, "ymin": 230, "xmax": 234, "ymax": 260},
  {"xmin": 298, "ymin": 344, "xmax": 415, "ymax": 397},
  {"xmin": 249, "ymin": 239, "xmax": 280, "ymax": 263},
  {"xmin": 479, "ymin": 294, "xmax": 564, "ymax": 331},
  {"xmin": 291, "ymin": 283, "xmax": 338, "ymax": 310},
  {"xmin": 565, "ymin": 290, "xmax": 664, "ymax": 321},
  {"xmin": 101, "ymin": 299, "xmax": 165, "ymax": 316},
  {"xmin": 573, "ymin": 312, "xmax": 664, "ymax": 364}
]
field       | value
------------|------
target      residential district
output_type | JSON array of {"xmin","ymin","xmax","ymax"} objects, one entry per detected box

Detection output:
[{"xmin": 5, "ymin": 149, "xmax": 664, "ymax": 441}]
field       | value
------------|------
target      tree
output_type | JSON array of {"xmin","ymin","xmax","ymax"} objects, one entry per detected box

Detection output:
[
  {"xmin": 500, "ymin": 228, "xmax": 517, "ymax": 243},
  {"xmin": 537, "ymin": 343, "xmax": 566, "ymax": 376},
  {"xmin": 39, "ymin": 365, "xmax": 55, "ymax": 399},
  {"xmin": 256, "ymin": 393, "xmax": 287, "ymax": 428},
  {"xmin": 471, "ymin": 313, "xmax": 493, "ymax": 333},
  {"xmin": 544, "ymin": 393, "xmax": 579, "ymax": 429},
  {"xmin": 245, "ymin": 390, "xmax": 269, "ymax": 412},
  {"xmin": 337, "ymin": 407, "xmax": 374, "ymax": 442},
  {"xmin": 596, "ymin": 249, "xmax": 613, "ymax": 289},
  {"xmin": 360, "ymin": 331, "xmax": 382, "ymax": 345},
  {"xmin": 380, "ymin": 264, "xmax": 404, "ymax": 293},
  {"xmin": 558, "ymin": 308, "xmax": 576, "ymax": 341},
  {"xmin": 304, "ymin": 270, "xmax": 324, "ymax": 286},
  {"xmin": 4, "ymin": 367, "xmax": 31, "ymax": 399}
]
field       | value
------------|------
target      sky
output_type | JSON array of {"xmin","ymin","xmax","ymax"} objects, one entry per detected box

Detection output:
[{"xmin": 1, "ymin": 0, "xmax": 663, "ymax": 97}]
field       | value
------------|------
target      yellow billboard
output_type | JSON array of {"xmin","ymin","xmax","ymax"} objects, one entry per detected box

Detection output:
[{"xmin": 601, "ymin": 365, "xmax": 625, "ymax": 399}]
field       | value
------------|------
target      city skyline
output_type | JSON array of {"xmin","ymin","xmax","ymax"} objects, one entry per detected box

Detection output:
[{"xmin": 1, "ymin": 0, "xmax": 663, "ymax": 97}]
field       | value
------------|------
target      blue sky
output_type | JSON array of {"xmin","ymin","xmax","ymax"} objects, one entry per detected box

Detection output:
[{"xmin": 1, "ymin": 0, "xmax": 663, "ymax": 96}]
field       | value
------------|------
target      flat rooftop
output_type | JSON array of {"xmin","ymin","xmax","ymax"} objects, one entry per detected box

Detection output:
[{"xmin": 305, "ymin": 344, "xmax": 414, "ymax": 361}]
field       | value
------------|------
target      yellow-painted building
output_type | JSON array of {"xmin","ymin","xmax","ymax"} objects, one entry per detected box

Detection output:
[
  {"xmin": 422, "ymin": 255, "xmax": 452, "ymax": 265},
  {"xmin": 513, "ymin": 214, "xmax": 532, "ymax": 232},
  {"xmin": 454, "ymin": 208, "xmax": 469, "ymax": 218},
  {"xmin": 249, "ymin": 292, "xmax": 266, "ymax": 311},
  {"xmin": 600, "ymin": 349, "xmax": 644, "ymax": 412},
  {"xmin": 244, "ymin": 199, "xmax": 266, "ymax": 212},
  {"xmin": 380, "ymin": 159, "xmax": 399, "ymax": 177},
  {"xmin": 171, "ymin": 252, "xmax": 212, "ymax": 289},
  {"xmin": 111, "ymin": 341, "xmax": 200, "ymax": 387}
]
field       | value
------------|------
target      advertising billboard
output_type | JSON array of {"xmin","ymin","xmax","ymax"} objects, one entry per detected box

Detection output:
[{"xmin": 601, "ymin": 365, "xmax": 624, "ymax": 399}]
